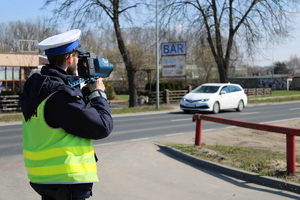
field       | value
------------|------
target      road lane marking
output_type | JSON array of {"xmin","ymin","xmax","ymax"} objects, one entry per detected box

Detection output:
[
  {"xmin": 171, "ymin": 118, "xmax": 191, "ymax": 122},
  {"xmin": 289, "ymin": 108, "xmax": 300, "ymax": 110},
  {"xmin": 203, "ymin": 129, "xmax": 216, "ymax": 132},
  {"xmin": 261, "ymin": 117, "xmax": 300, "ymax": 124},
  {"xmin": 131, "ymin": 138, "xmax": 149, "ymax": 142},
  {"xmin": 165, "ymin": 133, "xmax": 184, "ymax": 137},
  {"xmin": 239, "ymin": 112, "xmax": 259, "ymax": 115}
]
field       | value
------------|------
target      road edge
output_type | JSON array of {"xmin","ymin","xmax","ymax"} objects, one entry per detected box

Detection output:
[{"xmin": 155, "ymin": 143, "xmax": 300, "ymax": 195}]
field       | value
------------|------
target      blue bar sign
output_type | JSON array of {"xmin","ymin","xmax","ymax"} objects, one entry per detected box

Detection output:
[{"xmin": 161, "ymin": 42, "xmax": 186, "ymax": 56}]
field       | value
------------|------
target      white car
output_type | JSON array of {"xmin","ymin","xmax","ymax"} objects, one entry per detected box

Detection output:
[{"xmin": 180, "ymin": 83, "xmax": 248, "ymax": 114}]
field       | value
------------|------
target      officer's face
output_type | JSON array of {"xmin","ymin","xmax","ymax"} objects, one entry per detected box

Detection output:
[{"xmin": 67, "ymin": 53, "xmax": 79, "ymax": 75}]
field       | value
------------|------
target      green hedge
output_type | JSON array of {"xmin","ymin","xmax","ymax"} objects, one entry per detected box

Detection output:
[
  {"xmin": 0, "ymin": 90, "xmax": 22, "ymax": 95},
  {"xmin": 145, "ymin": 82, "xmax": 184, "ymax": 91}
]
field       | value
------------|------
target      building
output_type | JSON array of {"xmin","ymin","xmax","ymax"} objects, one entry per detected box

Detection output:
[{"xmin": 0, "ymin": 53, "xmax": 41, "ymax": 92}]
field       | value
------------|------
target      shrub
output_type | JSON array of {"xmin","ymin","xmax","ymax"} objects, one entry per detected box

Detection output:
[
  {"xmin": 145, "ymin": 82, "xmax": 184, "ymax": 91},
  {"xmin": 0, "ymin": 90, "xmax": 22, "ymax": 95},
  {"xmin": 104, "ymin": 83, "xmax": 116, "ymax": 100}
]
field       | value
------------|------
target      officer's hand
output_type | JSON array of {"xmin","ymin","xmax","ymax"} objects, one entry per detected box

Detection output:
[{"xmin": 88, "ymin": 78, "xmax": 105, "ymax": 92}]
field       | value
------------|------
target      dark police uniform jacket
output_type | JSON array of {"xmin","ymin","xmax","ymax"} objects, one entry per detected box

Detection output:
[{"xmin": 20, "ymin": 64, "xmax": 113, "ymax": 139}]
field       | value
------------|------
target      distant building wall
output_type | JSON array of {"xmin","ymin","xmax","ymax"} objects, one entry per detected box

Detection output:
[
  {"xmin": 228, "ymin": 78, "xmax": 257, "ymax": 88},
  {"xmin": 0, "ymin": 54, "xmax": 38, "ymax": 67},
  {"xmin": 229, "ymin": 75, "xmax": 292, "ymax": 90},
  {"xmin": 292, "ymin": 76, "xmax": 300, "ymax": 90}
]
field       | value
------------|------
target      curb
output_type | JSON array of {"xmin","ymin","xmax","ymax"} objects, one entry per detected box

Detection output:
[{"xmin": 155, "ymin": 143, "xmax": 300, "ymax": 195}]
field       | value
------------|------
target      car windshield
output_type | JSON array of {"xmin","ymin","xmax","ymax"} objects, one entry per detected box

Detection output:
[{"xmin": 192, "ymin": 86, "xmax": 220, "ymax": 93}]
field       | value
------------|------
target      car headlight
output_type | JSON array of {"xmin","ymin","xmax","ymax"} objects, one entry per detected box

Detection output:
[
  {"xmin": 199, "ymin": 99, "xmax": 209, "ymax": 102},
  {"xmin": 181, "ymin": 98, "xmax": 186, "ymax": 101}
]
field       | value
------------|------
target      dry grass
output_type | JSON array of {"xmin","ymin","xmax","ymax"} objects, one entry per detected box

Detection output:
[{"xmin": 169, "ymin": 143, "xmax": 300, "ymax": 183}]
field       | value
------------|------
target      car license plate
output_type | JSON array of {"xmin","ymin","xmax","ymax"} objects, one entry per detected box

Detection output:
[{"xmin": 186, "ymin": 104, "xmax": 196, "ymax": 107}]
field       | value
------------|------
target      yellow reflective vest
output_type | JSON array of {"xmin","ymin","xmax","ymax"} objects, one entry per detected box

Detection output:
[{"xmin": 22, "ymin": 94, "xmax": 98, "ymax": 183}]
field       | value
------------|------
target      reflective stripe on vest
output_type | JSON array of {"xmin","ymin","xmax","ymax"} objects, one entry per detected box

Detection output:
[{"xmin": 22, "ymin": 93, "xmax": 98, "ymax": 183}]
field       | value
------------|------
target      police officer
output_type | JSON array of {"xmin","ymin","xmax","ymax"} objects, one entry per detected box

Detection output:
[{"xmin": 19, "ymin": 29, "xmax": 113, "ymax": 200}]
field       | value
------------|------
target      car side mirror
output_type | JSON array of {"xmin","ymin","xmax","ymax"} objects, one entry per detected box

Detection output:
[{"xmin": 220, "ymin": 91, "xmax": 226, "ymax": 95}]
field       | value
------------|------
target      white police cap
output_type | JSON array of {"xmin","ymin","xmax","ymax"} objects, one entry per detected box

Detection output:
[{"xmin": 38, "ymin": 29, "xmax": 82, "ymax": 55}]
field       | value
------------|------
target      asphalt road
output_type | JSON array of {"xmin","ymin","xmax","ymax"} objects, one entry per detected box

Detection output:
[
  {"xmin": 1, "ymin": 101, "xmax": 300, "ymax": 199},
  {"xmin": 1, "ymin": 101, "xmax": 300, "ymax": 161},
  {"xmin": 96, "ymin": 101, "xmax": 300, "ymax": 145}
]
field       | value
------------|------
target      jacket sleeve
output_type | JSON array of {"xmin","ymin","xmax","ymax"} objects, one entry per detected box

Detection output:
[{"xmin": 44, "ymin": 90, "xmax": 113, "ymax": 140}]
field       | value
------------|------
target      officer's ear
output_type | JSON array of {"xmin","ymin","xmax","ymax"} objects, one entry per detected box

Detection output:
[{"xmin": 66, "ymin": 54, "xmax": 72, "ymax": 64}]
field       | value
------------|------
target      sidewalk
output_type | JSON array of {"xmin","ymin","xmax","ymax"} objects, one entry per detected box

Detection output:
[
  {"xmin": 90, "ymin": 140, "xmax": 300, "ymax": 200},
  {"xmin": 2, "ymin": 133, "xmax": 299, "ymax": 200},
  {"xmin": 89, "ymin": 104, "xmax": 300, "ymax": 199}
]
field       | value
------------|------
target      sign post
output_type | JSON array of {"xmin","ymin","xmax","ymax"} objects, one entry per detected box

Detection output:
[{"xmin": 156, "ymin": 0, "xmax": 159, "ymax": 109}]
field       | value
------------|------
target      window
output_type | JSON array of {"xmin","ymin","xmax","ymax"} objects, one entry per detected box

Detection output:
[
  {"xmin": 221, "ymin": 86, "xmax": 230, "ymax": 93},
  {"xmin": 14, "ymin": 67, "xmax": 20, "ymax": 80},
  {"xmin": 0, "ymin": 67, "xmax": 5, "ymax": 80},
  {"xmin": 235, "ymin": 86, "xmax": 242, "ymax": 91},
  {"xmin": 194, "ymin": 86, "xmax": 219, "ymax": 93},
  {"xmin": 228, "ymin": 85, "xmax": 242, "ymax": 92},
  {"xmin": 0, "ymin": 66, "xmax": 21, "ymax": 90},
  {"xmin": 7, "ymin": 67, "xmax": 13, "ymax": 80}
]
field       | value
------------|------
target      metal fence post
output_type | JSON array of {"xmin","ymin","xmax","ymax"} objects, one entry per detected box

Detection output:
[
  {"xmin": 195, "ymin": 117, "xmax": 203, "ymax": 146},
  {"xmin": 192, "ymin": 113, "xmax": 300, "ymax": 174},
  {"xmin": 164, "ymin": 89, "xmax": 170, "ymax": 104},
  {"xmin": 286, "ymin": 134, "xmax": 296, "ymax": 175}
]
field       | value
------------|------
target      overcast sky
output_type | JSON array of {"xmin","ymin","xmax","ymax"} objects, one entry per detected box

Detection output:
[{"xmin": 1, "ymin": 0, "xmax": 300, "ymax": 67}]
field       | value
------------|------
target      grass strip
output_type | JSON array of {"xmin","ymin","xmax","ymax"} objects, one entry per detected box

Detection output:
[
  {"xmin": 0, "ymin": 113, "xmax": 22, "ymax": 122},
  {"xmin": 248, "ymin": 96, "xmax": 300, "ymax": 104},
  {"xmin": 168, "ymin": 143, "xmax": 300, "ymax": 183}
]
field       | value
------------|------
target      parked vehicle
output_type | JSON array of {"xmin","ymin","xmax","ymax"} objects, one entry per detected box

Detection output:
[{"xmin": 180, "ymin": 83, "xmax": 248, "ymax": 114}]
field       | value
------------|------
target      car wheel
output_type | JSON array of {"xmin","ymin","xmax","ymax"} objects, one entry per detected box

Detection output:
[
  {"xmin": 183, "ymin": 110, "xmax": 190, "ymax": 114},
  {"xmin": 212, "ymin": 102, "xmax": 220, "ymax": 114},
  {"xmin": 236, "ymin": 100, "xmax": 244, "ymax": 112}
]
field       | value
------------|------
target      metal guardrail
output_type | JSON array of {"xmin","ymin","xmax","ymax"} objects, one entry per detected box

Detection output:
[{"xmin": 192, "ymin": 114, "xmax": 300, "ymax": 175}]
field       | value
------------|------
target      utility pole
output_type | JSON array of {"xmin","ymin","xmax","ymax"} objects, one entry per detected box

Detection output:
[{"xmin": 156, "ymin": 0, "xmax": 160, "ymax": 109}]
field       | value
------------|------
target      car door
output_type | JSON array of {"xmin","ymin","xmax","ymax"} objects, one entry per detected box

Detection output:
[
  {"xmin": 219, "ymin": 86, "xmax": 232, "ymax": 109},
  {"xmin": 228, "ymin": 85, "xmax": 240, "ymax": 108}
]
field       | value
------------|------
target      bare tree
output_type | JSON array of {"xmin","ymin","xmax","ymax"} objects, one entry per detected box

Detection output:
[
  {"xmin": 161, "ymin": 0, "xmax": 299, "ymax": 83},
  {"xmin": 191, "ymin": 40, "xmax": 216, "ymax": 83},
  {"xmin": 44, "ymin": 0, "xmax": 151, "ymax": 107},
  {"xmin": 0, "ymin": 17, "xmax": 58, "ymax": 54},
  {"xmin": 286, "ymin": 55, "xmax": 300, "ymax": 75}
]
